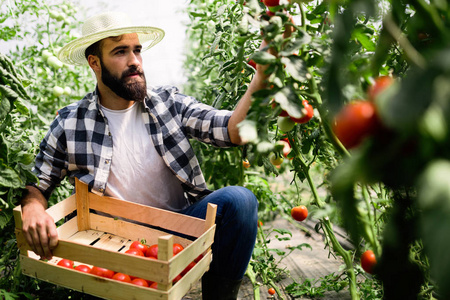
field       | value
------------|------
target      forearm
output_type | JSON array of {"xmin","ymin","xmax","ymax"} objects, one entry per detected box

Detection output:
[
  {"xmin": 228, "ymin": 71, "xmax": 268, "ymax": 145},
  {"xmin": 21, "ymin": 185, "xmax": 48, "ymax": 210}
]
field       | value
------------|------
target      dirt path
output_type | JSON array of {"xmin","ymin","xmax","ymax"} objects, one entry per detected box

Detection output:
[{"xmin": 184, "ymin": 216, "xmax": 355, "ymax": 300}]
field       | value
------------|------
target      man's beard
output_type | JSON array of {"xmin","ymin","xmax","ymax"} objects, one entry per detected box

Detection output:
[{"xmin": 100, "ymin": 60, "xmax": 147, "ymax": 101}]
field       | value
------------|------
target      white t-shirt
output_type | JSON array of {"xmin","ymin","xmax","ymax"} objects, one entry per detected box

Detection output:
[{"xmin": 100, "ymin": 101, "xmax": 187, "ymax": 211}]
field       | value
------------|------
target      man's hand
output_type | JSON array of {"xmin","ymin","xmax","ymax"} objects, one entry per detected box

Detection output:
[{"xmin": 21, "ymin": 186, "xmax": 58, "ymax": 259}]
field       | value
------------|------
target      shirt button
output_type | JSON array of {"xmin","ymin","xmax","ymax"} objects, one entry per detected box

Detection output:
[{"xmin": 105, "ymin": 159, "xmax": 110, "ymax": 164}]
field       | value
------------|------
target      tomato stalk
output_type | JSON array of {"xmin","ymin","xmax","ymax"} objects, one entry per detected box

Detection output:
[
  {"xmin": 362, "ymin": 185, "xmax": 381, "ymax": 255},
  {"xmin": 304, "ymin": 66, "xmax": 350, "ymax": 158},
  {"xmin": 286, "ymin": 133, "xmax": 359, "ymax": 299}
]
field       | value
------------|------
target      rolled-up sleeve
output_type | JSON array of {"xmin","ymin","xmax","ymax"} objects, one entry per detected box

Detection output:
[
  {"xmin": 32, "ymin": 116, "xmax": 68, "ymax": 199},
  {"xmin": 180, "ymin": 95, "xmax": 235, "ymax": 148}
]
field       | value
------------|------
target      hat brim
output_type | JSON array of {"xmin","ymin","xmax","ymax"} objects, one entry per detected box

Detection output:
[{"xmin": 58, "ymin": 26, "xmax": 165, "ymax": 66}]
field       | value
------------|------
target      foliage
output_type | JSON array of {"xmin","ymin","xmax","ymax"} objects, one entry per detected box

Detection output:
[{"xmin": 0, "ymin": 0, "xmax": 96, "ymax": 297}]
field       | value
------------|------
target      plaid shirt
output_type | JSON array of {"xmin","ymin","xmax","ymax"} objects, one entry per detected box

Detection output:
[{"xmin": 33, "ymin": 85, "xmax": 234, "ymax": 204}]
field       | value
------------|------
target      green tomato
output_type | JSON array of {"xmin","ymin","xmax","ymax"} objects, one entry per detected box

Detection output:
[
  {"xmin": 52, "ymin": 86, "xmax": 65, "ymax": 97},
  {"xmin": 42, "ymin": 50, "xmax": 52, "ymax": 60},
  {"xmin": 47, "ymin": 56, "xmax": 63, "ymax": 69},
  {"xmin": 269, "ymin": 153, "xmax": 284, "ymax": 166},
  {"xmin": 277, "ymin": 116, "xmax": 296, "ymax": 132},
  {"xmin": 63, "ymin": 86, "xmax": 72, "ymax": 95}
]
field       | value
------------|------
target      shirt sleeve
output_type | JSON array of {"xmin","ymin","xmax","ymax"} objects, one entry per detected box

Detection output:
[
  {"xmin": 32, "ymin": 115, "xmax": 68, "ymax": 199},
  {"xmin": 177, "ymin": 93, "xmax": 236, "ymax": 148}
]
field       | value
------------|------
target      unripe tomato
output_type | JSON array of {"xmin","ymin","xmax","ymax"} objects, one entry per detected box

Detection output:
[
  {"xmin": 332, "ymin": 101, "xmax": 380, "ymax": 149},
  {"xmin": 52, "ymin": 86, "xmax": 65, "ymax": 97},
  {"xmin": 277, "ymin": 116, "xmax": 296, "ymax": 132},
  {"xmin": 291, "ymin": 205, "xmax": 308, "ymax": 221},
  {"xmin": 63, "ymin": 86, "xmax": 72, "ymax": 96},
  {"xmin": 290, "ymin": 99, "xmax": 314, "ymax": 124},
  {"xmin": 269, "ymin": 153, "xmax": 284, "ymax": 166},
  {"xmin": 368, "ymin": 76, "xmax": 393, "ymax": 101},
  {"xmin": 47, "ymin": 56, "xmax": 63, "ymax": 69},
  {"xmin": 42, "ymin": 50, "xmax": 53, "ymax": 60},
  {"xmin": 361, "ymin": 250, "xmax": 377, "ymax": 274}
]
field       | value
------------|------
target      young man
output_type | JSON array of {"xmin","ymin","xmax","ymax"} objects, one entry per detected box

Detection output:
[{"xmin": 20, "ymin": 11, "xmax": 269, "ymax": 299}]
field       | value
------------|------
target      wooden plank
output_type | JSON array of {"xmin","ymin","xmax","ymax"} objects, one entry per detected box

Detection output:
[
  {"xmin": 75, "ymin": 178, "xmax": 90, "ymax": 231},
  {"xmin": 88, "ymin": 192, "xmax": 206, "ymax": 238},
  {"xmin": 91, "ymin": 233, "xmax": 129, "ymax": 252},
  {"xmin": 14, "ymin": 228, "xmax": 30, "ymax": 255},
  {"xmin": 169, "ymin": 251, "xmax": 212, "ymax": 300},
  {"xmin": 67, "ymin": 229, "xmax": 105, "ymax": 245},
  {"xmin": 169, "ymin": 225, "xmax": 215, "ymax": 280},
  {"xmin": 204, "ymin": 203, "xmax": 217, "ymax": 231},
  {"xmin": 56, "ymin": 216, "xmax": 79, "ymax": 239},
  {"xmin": 158, "ymin": 235, "xmax": 174, "ymax": 291},
  {"xmin": 51, "ymin": 239, "xmax": 171, "ymax": 284},
  {"xmin": 20, "ymin": 255, "xmax": 171, "ymax": 300},
  {"xmin": 46, "ymin": 194, "xmax": 77, "ymax": 223},
  {"xmin": 89, "ymin": 213, "xmax": 192, "ymax": 247},
  {"xmin": 13, "ymin": 205, "xmax": 22, "ymax": 230}
]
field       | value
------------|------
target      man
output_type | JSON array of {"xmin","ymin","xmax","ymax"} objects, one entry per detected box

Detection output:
[{"xmin": 20, "ymin": 11, "xmax": 270, "ymax": 299}]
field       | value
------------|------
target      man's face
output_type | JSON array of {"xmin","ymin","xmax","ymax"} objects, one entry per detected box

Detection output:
[{"xmin": 99, "ymin": 33, "xmax": 147, "ymax": 101}]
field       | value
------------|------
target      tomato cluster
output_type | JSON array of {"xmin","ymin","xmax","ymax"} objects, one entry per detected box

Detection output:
[
  {"xmin": 54, "ymin": 240, "xmax": 203, "ymax": 289},
  {"xmin": 332, "ymin": 76, "xmax": 393, "ymax": 149}
]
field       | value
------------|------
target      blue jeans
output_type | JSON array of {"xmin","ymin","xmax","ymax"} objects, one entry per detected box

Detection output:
[{"xmin": 180, "ymin": 186, "xmax": 258, "ymax": 280}]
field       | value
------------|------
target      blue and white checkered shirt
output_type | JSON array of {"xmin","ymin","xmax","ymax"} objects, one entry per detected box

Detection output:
[{"xmin": 33, "ymin": 85, "xmax": 234, "ymax": 204}]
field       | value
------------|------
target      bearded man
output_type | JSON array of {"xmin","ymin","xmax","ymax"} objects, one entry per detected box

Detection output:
[{"xmin": 20, "ymin": 11, "xmax": 270, "ymax": 299}]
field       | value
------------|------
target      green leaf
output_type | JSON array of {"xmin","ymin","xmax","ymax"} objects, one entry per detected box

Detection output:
[
  {"xmin": 0, "ymin": 95, "xmax": 11, "ymax": 120},
  {"xmin": 281, "ymin": 56, "xmax": 308, "ymax": 82},
  {"xmin": 273, "ymin": 86, "xmax": 303, "ymax": 119},
  {"xmin": 352, "ymin": 30, "xmax": 376, "ymax": 51},
  {"xmin": 0, "ymin": 159, "xmax": 22, "ymax": 188},
  {"xmin": 417, "ymin": 159, "xmax": 450, "ymax": 299},
  {"xmin": 250, "ymin": 51, "xmax": 277, "ymax": 65}
]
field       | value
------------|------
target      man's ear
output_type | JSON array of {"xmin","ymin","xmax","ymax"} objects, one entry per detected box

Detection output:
[{"xmin": 88, "ymin": 55, "xmax": 101, "ymax": 73}]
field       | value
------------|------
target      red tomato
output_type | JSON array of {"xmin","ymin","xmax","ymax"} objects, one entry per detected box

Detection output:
[
  {"xmin": 112, "ymin": 272, "xmax": 132, "ymax": 283},
  {"xmin": 263, "ymin": 0, "xmax": 280, "ymax": 6},
  {"xmin": 361, "ymin": 250, "xmax": 377, "ymax": 274},
  {"xmin": 90, "ymin": 266, "xmax": 115, "ymax": 278},
  {"xmin": 268, "ymin": 287, "xmax": 276, "ymax": 295},
  {"xmin": 125, "ymin": 248, "xmax": 145, "ymax": 257},
  {"xmin": 291, "ymin": 205, "xmax": 308, "ymax": 222},
  {"xmin": 131, "ymin": 278, "xmax": 149, "ymax": 287},
  {"xmin": 173, "ymin": 274, "xmax": 183, "ymax": 284},
  {"xmin": 290, "ymin": 100, "xmax": 314, "ymax": 124},
  {"xmin": 150, "ymin": 282, "xmax": 158, "ymax": 289},
  {"xmin": 368, "ymin": 76, "xmax": 393, "ymax": 101},
  {"xmin": 145, "ymin": 244, "xmax": 158, "ymax": 258},
  {"xmin": 74, "ymin": 264, "xmax": 91, "ymax": 273},
  {"xmin": 247, "ymin": 59, "xmax": 257, "ymax": 69},
  {"xmin": 173, "ymin": 243, "xmax": 184, "ymax": 256},
  {"xmin": 332, "ymin": 101, "xmax": 380, "ymax": 149},
  {"xmin": 194, "ymin": 254, "xmax": 204, "ymax": 263},
  {"xmin": 56, "ymin": 259, "xmax": 74, "ymax": 269},
  {"xmin": 181, "ymin": 261, "xmax": 196, "ymax": 276},
  {"xmin": 130, "ymin": 241, "xmax": 149, "ymax": 253}
]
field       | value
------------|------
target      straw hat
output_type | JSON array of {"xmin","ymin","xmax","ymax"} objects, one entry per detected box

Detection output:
[{"xmin": 58, "ymin": 11, "xmax": 165, "ymax": 66}]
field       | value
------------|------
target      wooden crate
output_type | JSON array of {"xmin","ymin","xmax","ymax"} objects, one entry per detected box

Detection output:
[{"xmin": 14, "ymin": 178, "xmax": 217, "ymax": 300}]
